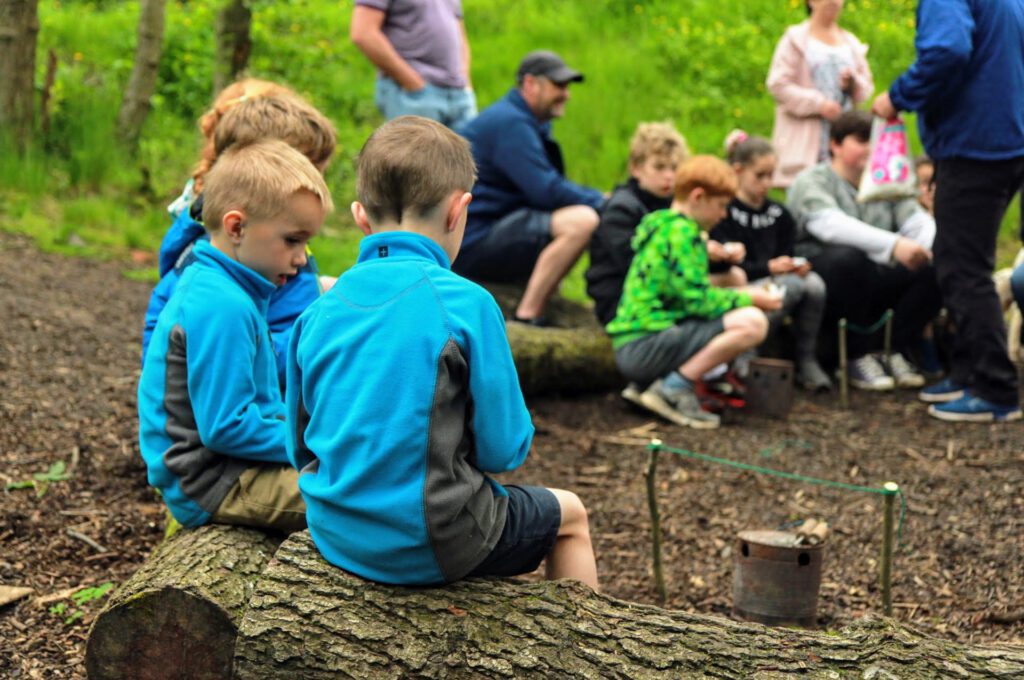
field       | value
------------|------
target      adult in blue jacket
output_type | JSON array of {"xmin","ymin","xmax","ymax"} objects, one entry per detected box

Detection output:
[
  {"xmin": 873, "ymin": 0, "xmax": 1024, "ymax": 422},
  {"xmin": 455, "ymin": 50, "xmax": 603, "ymax": 325}
]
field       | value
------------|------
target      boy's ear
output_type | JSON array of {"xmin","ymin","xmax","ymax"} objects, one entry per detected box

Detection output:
[
  {"xmin": 351, "ymin": 201, "xmax": 373, "ymax": 236},
  {"xmin": 445, "ymin": 191, "xmax": 473, "ymax": 233},
  {"xmin": 689, "ymin": 186, "xmax": 707, "ymax": 204},
  {"xmin": 222, "ymin": 210, "xmax": 246, "ymax": 243}
]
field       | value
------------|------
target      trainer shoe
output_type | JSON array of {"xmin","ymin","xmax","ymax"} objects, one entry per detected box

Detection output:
[
  {"xmin": 928, "ymin": 391, "xmax": 1022, "ymax": 423},
  {"xmin": 885, "ymin": 352, "xmax": 925, "ymax": 389},
  {"xmin": 797, "ymin": 357, "xmax": 833, "ymax": 392},
  {"xmin": 918, "ymin": 377, "xmax": 966, "ymax": 403},
  {"xmin": 639, "ymin": 379, "xmax": 721, "ymax": 429},
  {"xmin": 620, "ymin": 382, "xmax": 644, "ymax": 408},
  {"xmin": 847, "ymin": 354, "xmax": 895, "ymax": 391}
]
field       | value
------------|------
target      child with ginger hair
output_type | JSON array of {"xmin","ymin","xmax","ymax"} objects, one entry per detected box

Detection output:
[
  {"xmin": 607, "ymin": 156, "xmax": 782, "ymax": 429},
  {"xmin": 139, "ymin": 140, "xmax": 333, "ymax": 530},
  {"xmin": 143, "ymin": 79, "xmax": 337, "ymax": 384},
  {"xmin": 286, "ymin": 116, "xmax": 598, "ymax": 589}
]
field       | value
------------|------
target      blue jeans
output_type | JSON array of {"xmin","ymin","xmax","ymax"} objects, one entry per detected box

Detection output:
[
  {"xmin": 375, "ymin": 76, "xmax": 477, "ymax": 129},
  {"xmin": 1011, "ymin": 261, "xmax": 1024, "ymax": 309}
]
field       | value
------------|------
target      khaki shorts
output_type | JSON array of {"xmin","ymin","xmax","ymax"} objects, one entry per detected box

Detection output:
[{"xmin": 212, "ymin": 464, "xmax": 306, "ymax": 534}]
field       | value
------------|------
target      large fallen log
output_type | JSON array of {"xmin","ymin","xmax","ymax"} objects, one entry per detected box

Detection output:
[
  {"xmin": 482, "ymin": 283, "xmax": 621, "ymax": 396},
  {"xmin": 85, "ymin": 525, "xmax": 282, "ymax": 680},
  {"xmin": 234, "ymin": 530, "xmax": 1024, "ymax": 679}
]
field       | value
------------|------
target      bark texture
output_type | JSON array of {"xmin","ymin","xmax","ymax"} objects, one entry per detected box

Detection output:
[
  {"xmin": 117, "ymin": 0, "xmax": 166, "ymax": 146},
  {"xmin": 481, "ymin": 283, "xmax": 620, "ymax": 396},
  {"xmin": 213, "ymin": 0, "xmax": 252, "ymax": 95},
  {"xmin": 0, "ymin": 0, "xmax": 39, "ymax": 146},
  {"xmin": 86, "ymin": 525, "xmax": 281, "ymax": 680},
  {"xmin": 234, "ymin": 531, "xmax": 1024, "ymax": 679}
]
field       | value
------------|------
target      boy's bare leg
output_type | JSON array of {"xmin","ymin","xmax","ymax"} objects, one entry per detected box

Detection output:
[
  {"xmin": 679, "ymin": 307, "xmax": 767, "ymax": 380},
  {"xmin": 544, "ymin": 487, "xmax": 599, "ymax": 591},
  {"xmin": 515, "ymin": 205, "xmax": 600, "ymax": 320}
]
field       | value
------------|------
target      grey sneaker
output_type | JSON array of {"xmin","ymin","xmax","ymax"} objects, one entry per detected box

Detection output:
[
  {"xmin": 621, "ymin": 382, "xmax": 644, "ymax": 407},
  {"xmin": 848, "ymin": 354, "xmax": 895, "ymax": 391},
  {"xmin": 639, "ymin": 379, "xmax": 721, "ymax": 429},
  {"xmin": 885, "ymin": 352, "xmax": 925, "ymax": 389},
  {"xmin": 797, "ymin": 358, "xmax": 833, "ymax": 392}
]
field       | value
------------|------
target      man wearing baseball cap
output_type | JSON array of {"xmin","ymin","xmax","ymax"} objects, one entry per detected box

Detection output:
[{"xmin": 455, "ymin": 50, "xmax": 603, "ymax": 326}]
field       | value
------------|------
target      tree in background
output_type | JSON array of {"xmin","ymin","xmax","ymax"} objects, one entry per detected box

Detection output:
[
  {"xmin": 0, "ymin": 0, "xmax": 40, "ymax": 150},
  {"xmin": 118, "ymin": 0, "xmax": 166, "ymax": 147},
  {"xmin": 214, "ymin": 0, "xmax": 252, "ymax": 96}
]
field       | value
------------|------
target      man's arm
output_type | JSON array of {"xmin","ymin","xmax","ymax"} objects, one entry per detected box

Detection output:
[
  {"xmin": 458, "ymin": 19, "xmax": 471, "ymax": 88},
  {"xmin": 492, "ymin": 118, "xmax": 604, "ymax": 211},
  {"xmin": 889, "ymin": 0, "xmax": 974, "ymax": 113},
  {"xmin": 350, "ymin": 4, "xmax": 424, "ymax": 91}
]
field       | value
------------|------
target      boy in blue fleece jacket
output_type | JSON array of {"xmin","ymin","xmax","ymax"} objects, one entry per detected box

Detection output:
[
  {"xmin": 286, "ymin": 116, "xmax": 598, "ymax": 588},
  {"xmin": 138, "ymin": 140, "xmax": 333, "ymax": 530},
  {"xmin": 141, "ymin": 93, "xmax": 337, "ymax": 388}
]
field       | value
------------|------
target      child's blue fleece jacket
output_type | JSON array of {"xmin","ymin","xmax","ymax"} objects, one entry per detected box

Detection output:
[
  {"xmin": 286, "ymin": 232, "xmax": 534, "ymax": 585},
  {"xmin": 142, "ymin": 204, "xmax": 322, "ymax": 388},
  {"xmin": 138, "ymin": 240, "xmax": 289, "ymax": 527}
]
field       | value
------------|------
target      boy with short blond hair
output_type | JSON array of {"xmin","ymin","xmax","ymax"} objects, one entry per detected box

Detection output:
[
  {"xmin": 587, "ymin": 122, "xmax": 688, "ymax": 326},
  {"xmin": 286, "ymin": 116, "xmax": 598, "ymax": 588},
  {"xmin": 138, "ymin": 140, "xmax": 333, "ymax": 531},
  {"xmin": 607, "ymin": 156, "xmax": 782, "ymax": 429}
]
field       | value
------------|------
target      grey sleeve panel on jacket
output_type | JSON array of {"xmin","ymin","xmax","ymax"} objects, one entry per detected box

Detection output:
[
  {"xmin": 423, "ymin": 337, "xmax": 507, "ymax": 583},
  {"xmin": 161, "ymin": 324, "xmax": 248, "ymax": 514}
]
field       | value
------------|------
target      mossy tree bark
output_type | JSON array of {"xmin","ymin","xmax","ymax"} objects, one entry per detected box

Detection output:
[
  {"xmin": 234, "ymin": 531, "xmax": 1024, "ymax": 679},
  {"xmin": 0, "ymin": 0, "xmax": 39, "ymax": 148},
  {"xmin": 117, "ymin": 0, "xmax": 166, "ymax": 147},
  {"xmin": 479, "ymin": 283, "xmax": 621, "ymax": 396},
  {"xmin": 213, "ymin": 0, "xmax": 252, "ymax": 96},
  {"xmin": 86, "ymin": 525, "xmax": 282, "ymax": 680}
]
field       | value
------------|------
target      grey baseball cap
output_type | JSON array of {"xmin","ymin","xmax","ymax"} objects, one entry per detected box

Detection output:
[{"xmin": 516, "ymin": 50, "xmax": 585, "ymax": 85}]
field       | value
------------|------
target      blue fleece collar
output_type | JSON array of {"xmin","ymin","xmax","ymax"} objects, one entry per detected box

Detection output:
[
  {"xmin": 357, "ymin": 232, "xmax": 452, "ymax": 270},
  {"xmin": 192, "ymin": 240, "xmax": 277, "ymax": 307},
  {"xmin": 504, "ymin": 88, "xmax": 553, "ymax": 138}
]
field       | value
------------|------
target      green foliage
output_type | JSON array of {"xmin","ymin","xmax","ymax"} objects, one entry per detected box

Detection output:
[
  {"xmin": 5, "ymin": 460, "xmax": 73, "ymax": 498},
  {"xmin": 48, "ymin": 582, "xmax": 114, "ymax": 625},
  {"xmin": 3, "ymin": 0, "xmax": 1020, "ymax": 280}
]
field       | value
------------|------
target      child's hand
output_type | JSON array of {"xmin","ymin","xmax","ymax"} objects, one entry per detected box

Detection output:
[
  {"xmin": 706, "ymin": 240, "xmax": 728, "ymax": 262},
  {"xmin": 768, "ymin": 256, "xmax": 795, "ymax": 275},
  {"xmin": 792, "ymin": 256, "xmax": 812, "ymax": 277},
  {"xmin": 748, "ymin": 287, "xmax": 784, "ymax": 311},
  {"xmin": 724, "ymin": 242, "xmax": 746, "ymax": 263}
]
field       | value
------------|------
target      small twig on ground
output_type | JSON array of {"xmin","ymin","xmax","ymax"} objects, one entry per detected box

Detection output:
[
  {"xmin": 66, "ymin": 529, "xmax": 108, "ymax": 553},
  {"xmin": 68, "ymin": 446, "xmax": 81, "ymax": 474},
  {"xmin": 985, "ymin": 610, "xmax": 1024, "ymax": 625}
]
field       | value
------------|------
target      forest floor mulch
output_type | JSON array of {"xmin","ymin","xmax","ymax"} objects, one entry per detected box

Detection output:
[{"xmin": 1, "ymin": 230, "xmax": 1021, "ymax": 679}]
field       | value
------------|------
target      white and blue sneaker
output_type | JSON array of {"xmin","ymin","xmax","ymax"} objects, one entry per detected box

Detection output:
[
  {"xmin": 928, "ymin": 391, "xmax": 1022, "ymax": 423},
  {"xmin": 918, "ymin": 377, "xmax": 966, "ymax": 404},
  {"xmin": 847, "ymin": 354, "xmax": 895, "ymax": 391}
]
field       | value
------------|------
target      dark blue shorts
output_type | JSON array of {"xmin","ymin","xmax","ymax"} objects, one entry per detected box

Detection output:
[
  {"xmin": 467, "ymin": 485, "xmax": 561, "ymax": 578},
  {"xmin": 453, "ymin": 208, "xmax": 552, "ymax": 283}
]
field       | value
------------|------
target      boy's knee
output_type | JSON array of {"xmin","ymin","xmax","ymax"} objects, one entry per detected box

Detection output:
[{"xmin": 549, "ymin": 488, "xmax": 589, "ymax": 534}]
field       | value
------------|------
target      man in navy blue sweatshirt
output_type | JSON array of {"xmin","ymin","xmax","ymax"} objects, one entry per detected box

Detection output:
[
  {"xmin": 874, "ymin": 0, "xmax": 1024, "ymax": 422},
  {"xmin": 455, "ymin": 50, "xmax": 604, "ymax": 326}
]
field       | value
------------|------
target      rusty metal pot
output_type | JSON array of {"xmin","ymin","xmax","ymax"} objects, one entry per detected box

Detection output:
[{"xmin": 732, "ymin": 529, "xmax": 824, "ymax": 628}]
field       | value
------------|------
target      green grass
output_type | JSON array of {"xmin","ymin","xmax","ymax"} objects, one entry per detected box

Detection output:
[{"xmin": 2, "ymin": 0, "xmax": 1020, "ymax": 287}]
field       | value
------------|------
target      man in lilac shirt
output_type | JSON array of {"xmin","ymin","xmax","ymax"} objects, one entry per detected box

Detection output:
[{"xmin": 350, "ymin": 0, "xmax": 476, "ymax": 129}]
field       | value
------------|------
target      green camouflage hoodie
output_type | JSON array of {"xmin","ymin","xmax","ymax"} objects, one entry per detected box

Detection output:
[{"xmin": 606, "ymin": 209, "xmax": 753, "ymax": 349}]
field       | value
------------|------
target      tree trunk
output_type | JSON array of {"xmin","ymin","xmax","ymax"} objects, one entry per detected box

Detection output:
[
  {"xmin": 234, "ymin": 531, "xmax": 1024, "ymax": 679},
  {"xmin": 480, "ymin": 283, "xmax": 621, "ymax": 396},
  {"xmin": 0, "ymin": 0, "xmax": 40, "ymax": 148},
  {"xmin": 213, "ymin": 0, "xmax": 252, "ymax": 96},
  {"xmin": 117, "ymin": 0, "xmax": 166, "ymax": 147},
  {"xmin": 86, "ymin": 525, "xmax": 282, "ymax": 680}
]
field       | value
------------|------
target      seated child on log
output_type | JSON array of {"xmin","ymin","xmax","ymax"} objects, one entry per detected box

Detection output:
[
  {"xmin": 587, "ymin": 122, "xmax": 745, "ymax": 325},
  {"xmin": 285, "ymin": 116, "xmax": 599, "ymax": 589},
  {"xmin": 709, "ymin": 131, "xmax": 831, "ymax": 391},
  {"xmin": 139, "ymin": 140, "xmax": 333, "ymax": 532},
  {"xmin": 142, "ymin": 78, "xmax": 337, "ymax": 387},
  {"xmin": 606, "ymin": 156, "xmax": 782, "ymax": 429}
]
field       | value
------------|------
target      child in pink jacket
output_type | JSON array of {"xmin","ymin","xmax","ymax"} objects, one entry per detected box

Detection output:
[{"xmin": 766, "ymin": 0, "xmax": 873, "ymax": 188}]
